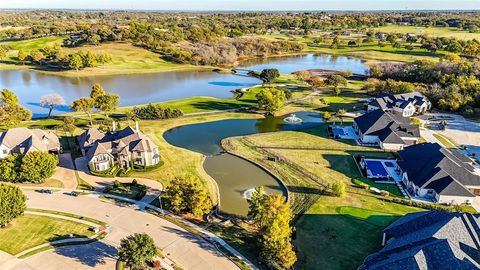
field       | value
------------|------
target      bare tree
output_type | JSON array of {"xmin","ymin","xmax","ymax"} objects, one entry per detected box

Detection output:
[{"xmin": 40, "ymin": 94, "xmax": 66, "ymax": 118}]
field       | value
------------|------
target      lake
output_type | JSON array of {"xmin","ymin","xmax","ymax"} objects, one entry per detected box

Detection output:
[
  {"xmin": 164, "ymin": 112, "xmax": 324, "ymax": 216},
  {"xmin": 0, "ymin": 54, "xmax": 369, "ymax": 117}
]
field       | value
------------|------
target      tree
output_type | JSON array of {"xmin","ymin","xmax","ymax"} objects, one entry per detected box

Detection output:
[
  {"xmin": 118, "ymin": 233, "xmax": 158, "ymax": 270},
  {"xmin": 68, "ymin": 53, "xmax": 83, "ymax": 71},
  {"xmin": 0, "ymin": 184, "xmax": 27, "ymax": 227},
  {"xmin": 88, "ymin": 84, "xmax": 120, "ymax": 118},
  {"xmin": 0, "ymin": 154, "xmax": 20, "ymax": 182},
  {"xmin": 331, "ymin": 181, "xmax": 346, "ymax": 197},
  {"xmin": 165, "ymin": 176, "xmax": 213, "ymax": 218},
  {"xmin": 71, "ymin": 97, "xmax": 95, "ymax": 125},
  {"xmin": 63, "ymin": 116, "xmax": 76, "ymax": 134},
  {"xmin": 259, "ymin": 68, "xmax": 280, "ymax": 84},
  {"xmin": 322, "ymin": 111, "xmax": 332, "ymax": 121},
  {"xmin": 294, "ymin": 70, "xmax": 311, "ymax": 81},
  {"xmin": 256, "ymin": 88, "xmax": 287, "ymax": 113},
  {"xmin": 330, "ymin": 36, "xmax": 340, "ymax": 49},
  {"xmin": 0, "ymin": 89, "xmax": 31, "ymax": 126},
  {"xmin": 95, "ymin": 93, "xmax": 120, "ymax": 118},
  {"xmin": 307, "ymin": 76, "xmax": 325, "ymax": 89},
  {"xmin": 20, "ymin": 152, "xmax": 58, "ymax": 183},
  {"xmin": 0, "ymin": 46, "xmax": 8, "ymax": 60},
  {"xmin": 30, "ymin": 49, "xmax": 44, "ymax": 64},
  {"xmin": 40, "ymin": 94, "xmax": 66, "ymax": 118},
  {"xmin": 17, "ymin": 50, "xmax": 28, "ymax": 64},
  {"xmin": 249, "ymin": 194, "xmax": 297, "ymax": 269},
  {"xmin": 325, "ymin": 74, "xmax": 347, "ymax": 95},
  {"xmin": 83, "ymin": 51, "xmax": 98, "ymax": 67},
  {"xmin": 247, "ymin": 186, "xmax": 267, "ymax": 223}
]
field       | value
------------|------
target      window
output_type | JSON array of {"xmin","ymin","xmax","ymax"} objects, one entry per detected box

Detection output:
[{"xmin": 2, "ymin": 149, "xmax": 7, "ymax": 154}]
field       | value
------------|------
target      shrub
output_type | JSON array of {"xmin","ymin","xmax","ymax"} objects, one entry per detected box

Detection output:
[
  {"xmin": 331, "ymin": 181, "xmax": 346, "ymax": 197},
  {"xmin": 0, "ymin": 184, "xmax": 27, "ymax": 226},
  {"xmin": 20, "ymin": 152, "xmax": 58, "ymax": 183},
  {"xmin": 132, "ymin": 104, "xmax": 183, "ymax": 120},
  {"xmin": 113, "ymin": 180, "xmax": 121, "ymax": 188}
]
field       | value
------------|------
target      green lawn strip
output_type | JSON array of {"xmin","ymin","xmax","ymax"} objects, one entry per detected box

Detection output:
[
  {"xmin": 433, "ymin": 133, "xmax": 458, "ymax": 148},
  {"xmin": 27, "ymin": 208, "xmax": 107, "ymax": 226},
  {"xmin": 0, "ymin": 214, "xmax": 94, "ymax": 255},
  {"xmin": 17, "ymin": 245, "xmax": 54, "ymax": 259},
  {"xmin": 14, "ymin": 178, "xmax": 64, "ymax": 188},
  {"xmin": 104, "ymin": 182, "xmax": 147, "ymax": 200}
]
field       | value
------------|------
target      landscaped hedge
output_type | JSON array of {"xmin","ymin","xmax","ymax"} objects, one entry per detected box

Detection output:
[
  {"xmin": 90, "ymin": 166, "xmax": 118, "ymax": 178},
  {"xmin": 132, "ymin": 160, "xmax": 164, "ymax": 172},
  {"xmin": 382, "ymin": 197, "xmax": 477, "ymax": 214}
]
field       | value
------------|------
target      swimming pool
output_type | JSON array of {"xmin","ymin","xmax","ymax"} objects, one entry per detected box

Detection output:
[
  {"xmin": 365, "ymin": 160, "xmax": 389, "ymax": 178},
  {"xmin": 332, "ymin": 127, "xmax": 346, "ymax": 137}
]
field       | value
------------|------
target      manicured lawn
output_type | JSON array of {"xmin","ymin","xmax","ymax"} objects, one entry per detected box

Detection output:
[
  {"xmin": 374, "ymin": 25, "xmax": 480, "ymax": 40},
  {"xmin": 14, "ymin": 178, "xmax": 64, "ymax": 188},
  {"xmin": 295, "ymin": 196, "xmax": 420, "ymax": 270},
  {"xmin": 0, "ymin": 214, "xmax": 94, "ymax": 255},
  {"xmin": 433, "ymin": 133, "xmax": 458, "ymax": 148},
  {"xmin": 1, "ymin": 36, "xmax": 65, "ymax": 52}
]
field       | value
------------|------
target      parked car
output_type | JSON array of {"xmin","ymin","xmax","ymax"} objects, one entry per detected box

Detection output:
[
  {"xmin": 39, "ymin": 189, "xmax": 53, "ymax": 194},
  {"xmin": 67, "ymin": 191, "xmax": 79, "ymax": 197}
]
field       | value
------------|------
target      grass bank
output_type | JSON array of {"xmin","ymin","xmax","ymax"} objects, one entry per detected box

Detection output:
[{"xmin": 0, "ymin": 214, "xmax": 94, "ymax": 255}]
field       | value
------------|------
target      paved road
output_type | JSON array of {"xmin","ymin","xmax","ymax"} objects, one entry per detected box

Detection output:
[{"xmin": 7, "ymin": 191, "xmax": 238, "ymax": 270}]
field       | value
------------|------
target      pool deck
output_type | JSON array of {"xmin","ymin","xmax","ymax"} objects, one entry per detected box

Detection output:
[
  {"xmin": 331, "ymin": 125, "xmax": 358, "ymax": 140},
  {"xmin": 363, "ymin": 158, "xmax": 410, "ymax": 198}
]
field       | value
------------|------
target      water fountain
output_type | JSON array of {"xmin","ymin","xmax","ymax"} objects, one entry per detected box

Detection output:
[
  {"xmin": 243, "ymin": 188, "xmax": 266, "ymax": 200},
  {"xmin": 283, "ymin": 113, "xmax": 303, "ymax": 124}
]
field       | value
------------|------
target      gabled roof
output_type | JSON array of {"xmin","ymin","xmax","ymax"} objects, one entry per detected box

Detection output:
[
  {"xmin": 360, "ymin": 211, "xmax": 480, "ymax": 270},
  {"xmin": 80, "ymin": 126, "xmax": 159, "ymax": 160},
  {"xmin": 398, "ymin": 143, "xmax": 480, "ymax": 196},
  {"xmin": 369, "ymin": 91, "xmax": 430, "ymax": 111},
  {"xmin": 0, "ymin": 127, "xmax": 60, "ymax": 153},
  {"xmin": 354, "ymin": 110, "xmax": 419, "ymax": 144},
  {"xmin": 86, "ymin": 141, "xmax": 111, "ymax": 161}
]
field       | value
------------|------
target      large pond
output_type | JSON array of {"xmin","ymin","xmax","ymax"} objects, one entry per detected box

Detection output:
[
  {"xmin": 164, "ymin": 111, "xmax": 323, "ymax": 216},
  {"xmin": 0, "ymin": 54, "xmax": 369, "ymax": 117}
]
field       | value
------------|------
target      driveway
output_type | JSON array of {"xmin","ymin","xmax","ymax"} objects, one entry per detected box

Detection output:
[
  {"xmin": 421, "ymin": 113, "xmax": 480, "ymax": 147},
  {"xmin": 52, "ymin": 153, "xmax": 78, "ymax": 189},
  {"xmin": 7, "ymin": 190, "xmax": 238, "ymax": 270}
]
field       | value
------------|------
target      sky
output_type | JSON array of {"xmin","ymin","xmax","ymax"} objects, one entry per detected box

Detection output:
[{"xmin": 0, "ymin": 0, "xmax": 479, "ymax": 11}]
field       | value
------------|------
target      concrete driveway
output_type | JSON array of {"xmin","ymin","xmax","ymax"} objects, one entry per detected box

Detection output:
[
  {"xmin": 52, "ymin": 153, "xmax": 78, "ymax": 189},
  {"xmin": 7, "ymin": 191, "xmax": 238, "ymax": 270}
]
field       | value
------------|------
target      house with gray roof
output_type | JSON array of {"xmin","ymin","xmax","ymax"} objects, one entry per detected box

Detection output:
[
  {"xmin": 367, "ymin": 92, "xmax": 431, "ymax": 117},
  {"xmin": 397, "ymin": 143, "xmax": 480, "ymax": 205},
  {"xmin": 0, "ymin": 127, "xmax": 60, "ymax": 158},
  {"xmin": 353, "ymin": 110, "xmax": 420, "ymax": 150},
  {"xmin": 78, "ymin": 123, "xmax": 160, "ymax": 171},
  {"xmin": 359, "ymin": 211, "xmax": 480, "ymax": 270}
]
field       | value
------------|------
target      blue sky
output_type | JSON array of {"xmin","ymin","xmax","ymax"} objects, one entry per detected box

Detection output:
[{"xmin": 0, "ymin": 0, "xmax": 479, "ymax": 11}]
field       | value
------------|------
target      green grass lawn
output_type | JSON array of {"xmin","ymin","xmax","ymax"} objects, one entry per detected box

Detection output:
[
  {"xmin": 433, "ymin": 133, "xmax": 458, "ymax": 148},
  {"xmin": 1, "ymin": 36, "xmax": 65, "ymax": 52},
  {"xmin": 374, "ymin": 25, "xmax": 480, "ymax": 40},
  {"xmin": 104, "ymin": 182, "xmax": 147, "ymax": 200},
  {"xmin": 0, "ymin": 214, "xmax": 94, "ymax": 255}
]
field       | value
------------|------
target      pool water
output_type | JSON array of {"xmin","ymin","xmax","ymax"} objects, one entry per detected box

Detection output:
[{"xmin": 365, "ymin": 160, "xmax": 389, "ymax": 177}]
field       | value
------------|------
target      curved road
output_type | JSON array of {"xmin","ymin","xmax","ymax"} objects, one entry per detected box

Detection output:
[{"xmin": 7, "ymin": 190, "xmax": 238, "ymax": 270}]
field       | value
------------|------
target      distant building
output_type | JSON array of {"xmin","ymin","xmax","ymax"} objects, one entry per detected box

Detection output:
[
  {"xmin": 78, "ymin": 123, "xmax": 160, "ymax": 171},
  {"xmin": 353, "ymin": 110, "xmax": 420, "ymax": 150},
  {"xmin": 367, "ymin": 92, "xmax": 431, "ymax": 117},
  {"xmin": 359, "ymin": 211, "xmax": 480, "ymax": 270},
  {"xmin": 397, "ymin": 143, "xmax": 480, "ymax": 205},
  {"xmin": 0, "ymin": 127, "xmax": 60, "ymax": 158}
]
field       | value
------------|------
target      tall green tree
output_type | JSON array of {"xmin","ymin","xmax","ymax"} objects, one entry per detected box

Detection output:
[
  {"xmin": 165, "ymin": 176, "xmax": 213, "ymax": 218},
  {"xmin": 256, "ymin": 88, "xmax": 287, "ymax": 113},
  {"xmin": 118, "ymin": 233, "xmax": 158, "ymax": 270},
  {"xmin": 71, "ymin": 97, "xmax": 95, "ymax": 125},
  {"xmin": 17, "ymin": 50, "xmax": 28, "ymax": 64},
  {"xmin": 259, "ymin": 68, "xmax": 280, "ymax": 84},
  {"xmin": 325, "ymin": 74, "xmax": 347, "ymax": 95},
  {"xmin": 247, "ymin": 186, "xmax": 267, "ymax": 224},
  {"xmin": 68, "ymin": 53, "xmax": 83, "ymax": 71},
  {"xmin": 95, "ymin": 93, "xmax": 120, "ymax": 118},
  {"xmin": 248, "ymin": 193, "xmax": 297, "ymax": 269},
  {"xmin": 20, "ymin": 152, "xmax": 58, "ymax": 183},
  {"xmin": 0, "ymin": 184, "xmax": 27, "ymax": 227},
  {"xmin": 0, "ymin": 89, "xmax": 32, "ymax": 126},
  {"xmin": 0, "ymin": 154, "xmax": 20, "ymax": 182}
]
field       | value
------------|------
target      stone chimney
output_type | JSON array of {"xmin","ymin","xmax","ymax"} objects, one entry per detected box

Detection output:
[
  {"xmin": 112, "ymin": 121, "xmax": 116, "ymax": 132},
  {"xmin": 135, "ymin": 121, "xmax": 139, "ymax": 132}
]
